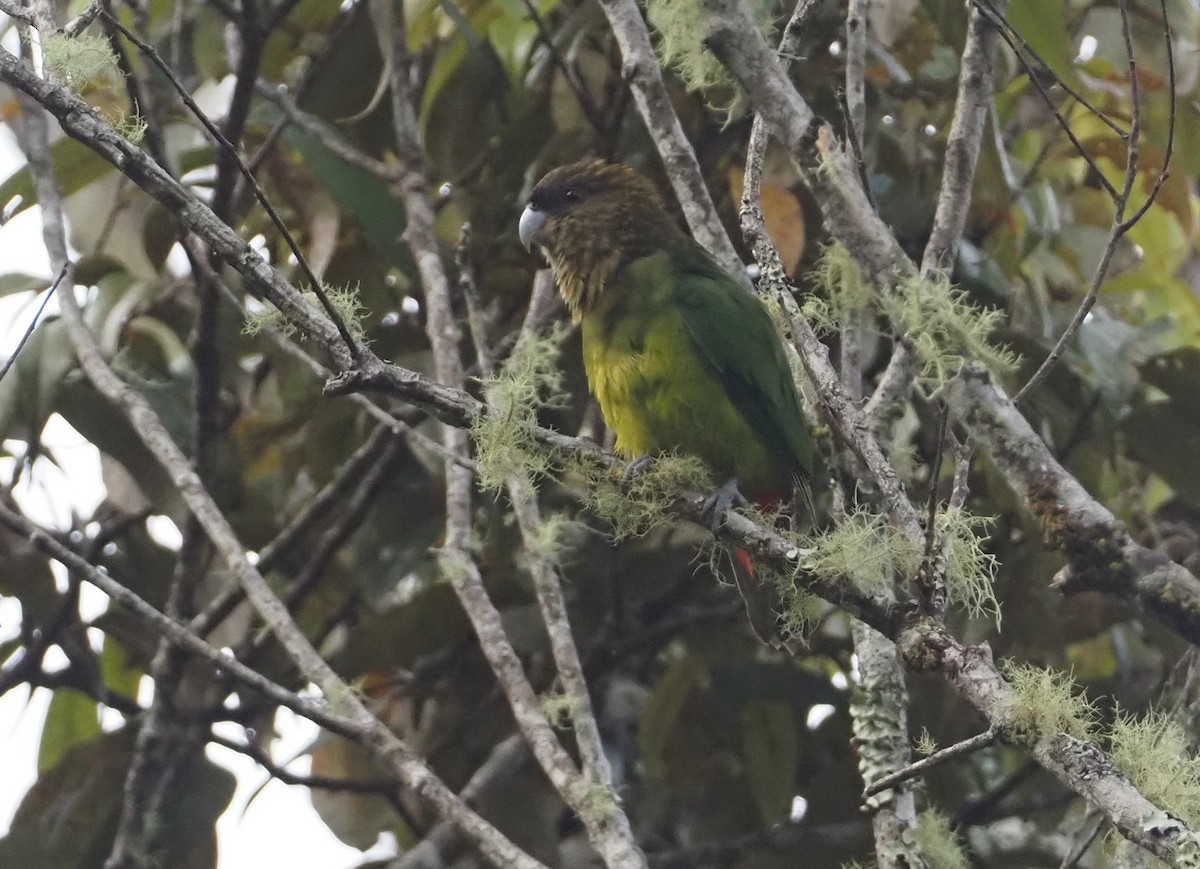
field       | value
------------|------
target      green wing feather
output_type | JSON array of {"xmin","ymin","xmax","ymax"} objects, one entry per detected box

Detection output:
[{"xmin": 669, "ymin": 242, "xmax": 816, "ymax": 482}]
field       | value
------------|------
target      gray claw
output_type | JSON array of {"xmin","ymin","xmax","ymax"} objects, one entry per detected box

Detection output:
[{"xmin": 701, "ymin": 477, "xmax": 748, "ymax": 532}]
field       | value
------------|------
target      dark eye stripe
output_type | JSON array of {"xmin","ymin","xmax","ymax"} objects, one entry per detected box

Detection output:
[{"xmin": 530, "ymin": 185, "xmax": 583, "ymax": 212}]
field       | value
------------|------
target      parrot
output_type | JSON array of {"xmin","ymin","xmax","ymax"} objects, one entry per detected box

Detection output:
[{"xmin": 518, "ymin": 159, "xmax": 817, "ymax": 639}]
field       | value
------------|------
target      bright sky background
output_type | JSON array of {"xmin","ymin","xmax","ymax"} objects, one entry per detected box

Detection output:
[{"xmin": 0, "ymin": 71, "xmax": 395, "ymax": 869}]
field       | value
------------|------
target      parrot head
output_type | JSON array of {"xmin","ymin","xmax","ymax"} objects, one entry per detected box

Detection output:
[{"xmin": 520, "ymin": 159, "xmax": 678, "ymax": 315}]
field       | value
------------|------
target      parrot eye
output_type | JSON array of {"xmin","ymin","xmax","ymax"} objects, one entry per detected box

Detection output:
[{"xmin": 564, "ymin": 189, "xmax": 581, "ymax": 204}]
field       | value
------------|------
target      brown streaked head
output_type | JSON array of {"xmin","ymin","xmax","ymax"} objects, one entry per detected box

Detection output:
[{"xmin": 519, "ymin": 160, "xmax": 681, "ymax": 315}]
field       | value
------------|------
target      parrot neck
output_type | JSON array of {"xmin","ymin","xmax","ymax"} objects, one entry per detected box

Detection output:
[
  {"xmin": 548, "ymin": 216, "xmax": 682, "ymax": 319},
  {"xmin": 549, "ymin": 248, "xmax": 621, "ymax": 320}
]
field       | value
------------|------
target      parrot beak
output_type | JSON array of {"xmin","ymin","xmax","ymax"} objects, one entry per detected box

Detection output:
[{"xmin": 518, "ymin": 204, "xmax": 547, "ymax": 252}]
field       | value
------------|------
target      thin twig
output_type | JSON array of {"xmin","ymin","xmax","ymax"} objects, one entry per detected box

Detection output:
[
  {"xmin": 921, "ymin": 0, "xmax": 1007, "ymax": 275},
  {"xmin": 99, "ymin": 8, "xmax": 361, "ymax": 358},
  {"xmin": 918, "ymin": 407, "xmax": 950, "ymax": 619},
  {"xmin": 456, "ymin": 223, "xmax": 495, "ymax": 378},
  {"xmin": 970, "ymin": 0, "xmax": 1119, "ymax": 200},
  {"xmin": 519, "ymin": 0, "xmax": 609, "ymax": 138},
  {"xmin": 864, "ymin": 729, "xmax": 997, "ymax": 798},
  {"xmin": 1059, "ymin": 808, "xmax": 1105, "ymax": 869},
  {"xmin": 207, "ymin": 731, "xmax": 402, "ymax": 801},
  {"xmin": 209, "ymin": 0, "xmax": 267, "ymax": 223},
  {"xmin": 1011, "ymin": 0, "xmax": 1175, "ymax": 404},
  {"xmin": 0, "ymin": 261, "xmax": 64, "ymax": 385},
  {"xmin": 256, "ymin": 82, "xmax": 401, "ymax": 181}
]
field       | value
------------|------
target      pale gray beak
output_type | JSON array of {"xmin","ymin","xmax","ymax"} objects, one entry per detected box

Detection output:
[{"xmin": 518, "ymin": 204, "xmax": 547, "ymax": 251}]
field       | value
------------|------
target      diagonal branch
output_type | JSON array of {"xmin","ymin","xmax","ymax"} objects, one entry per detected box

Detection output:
[
  {"xmin": 0, "ymin": 501, "xmax": 549, "ymax": 869},
  {"xmin": 594, "ymin": 0, "xmax": 745, "ymax": 282}
]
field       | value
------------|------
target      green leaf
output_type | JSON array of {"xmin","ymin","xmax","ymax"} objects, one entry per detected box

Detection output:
[
  {"xmin": 37, "ymin": 688, "xmax": 102, "ymax": 774},
  {"xmin": 640, "ymin": 654, "xmax": 704, "ymax": 780},
  {"xmin": 310, "ymin": 734, "xmax": 408, "ymax": 849},
  {"xmin": 55, "ymin": 370, "xmax": 186, "ymax": 519},
  {"xmin": 1070, "ymin": 309, "xmax": 1169, "ymax": 413},
  {"xmin": 1122, "ymin": 398, "xmax": 1200, "ymax": 507},
  {"xmin": 0, "ymin": 729, "xmax": 235, "ymax": 868},
  {"xmin": 334, "ymin": 582, "xmax": 472, "ymax": 678},
  {"xmin": 0, "ymin": 273, "xmax": 52, "ymax": 298},
  {"xmin": 261, "ymin": 0, "xmax": 343, "ymax": 79},
  {"xmin": 0, "ymin": 317, "xmax": 77, "ymax": 444},
  {"xmin": 0, "ymin": 730, "xmax": 132, "ymax": 868},
  {"xmin": 154, "ymin": 751, "xmax": 237, "ymax": 861},
  {"xmin": 1005, "ymin": 0, "xmax": 1078, "ymax": 88},
  {"xmin": 0, "ymin": 137, "xmax": 115, "ymax": 218},
  {"xmin": 740, "ymin": 702, "xmax": 798, "ymax": 826},
  {"xmin": 100, "ymin": 636, "xmax": 143, "ymax": 702},
  {"xmin": 281, "ymin": 123, "xmax": 409, "ymax": 267},
  {"xmin": 1139, "ymin": 348, "xmax": 1200, "ymax": 428}
]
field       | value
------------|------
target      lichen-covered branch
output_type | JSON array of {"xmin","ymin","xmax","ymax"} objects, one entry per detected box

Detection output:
[
  {"xmin": 921, "ymin": 0, "xmax": 1007, "ymax": 275},
  {"xmin": 851, "ymin": 620, "xmax": 925, "ymax": 869},
  {"xmin": 945, "ymin": 366, "xmax": 1200, "ymax": 643},
  {"xmin": 900, "ymin": 622, "xmax": 1200, "ymax": 864},
  {"xmin": 693, "ymin": 0, "xmax": 1200, "ymax": 653}
]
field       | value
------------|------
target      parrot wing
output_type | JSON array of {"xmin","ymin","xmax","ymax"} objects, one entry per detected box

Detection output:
[{"xmin": 670, "ymin": 243, "xmax": 816, "ymax": 483}]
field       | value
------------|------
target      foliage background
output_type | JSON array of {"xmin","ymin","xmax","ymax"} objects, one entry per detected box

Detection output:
[{"xmin": 0, "ymin": 0, "xmax": 1198, "ymax": 866}]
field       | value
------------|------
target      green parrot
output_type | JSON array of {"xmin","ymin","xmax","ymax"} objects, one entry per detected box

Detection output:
[{"xmin": 518, "ymin": 159, "xmax": 816, "ymax": 508}]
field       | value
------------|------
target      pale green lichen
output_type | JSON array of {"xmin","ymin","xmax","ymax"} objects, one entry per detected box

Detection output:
[
  {"xmin": 777, "ymin": 586, "xmax": 826, "ymax": 642},
  {"xmin": 998, "ymin": 662, "xmax": 1096, "ymax": 743},
  {"xmin": 472, "ymin": 327, "xmax": 568, "ymax": 492},
  {"xmin": 806, "ymin": 242, "xmax": 1016, "ymax": 395},
  {"xmin": 913, "ymin": 810, "xmax": 969, "ymax": 869},
  {"xmin": 243, "ymin": 284, "xmax": 368, "ymax": 344},
  {"xmin": 110, "ymin": 113, "xmax": 148, "ymax": 145},
  {"xmin": 881, "ymin": 272, "xmax": 1017, "ymax": 395},
  {"xmin": 1111, "ymin": 708, "xmax": 1200, "ymax": 827},
  {"xmin": 939, "ymin": 507, "xmax": 1001, "ymax": 625},
  {"xmin": 755, "ymin": 509, "xmax": 917, "ymax": 642},
  {"xmin": 804, "ymin": 242, "xmax": 873, "ymax": 334},
  {"xmin": 522, "ymin": 511, "xmax": 575, "ymax": 568},
  {"xmin": 915, "ymin": 727, "xmax": 938, "ymax": 757},
  {"xmin": 794, "ymin": 509, "xmax": 921, "ymax": 594},
  {"xmin": 645, "ymin": 0, "xmax": 775, "ymax": 93},
  {"xmin": 541, "ymin": 689, "xmax": 579, "ymax": 729},
  {"xmin": 43, "ymin": 33, "xmax": 118, "ymax": 88},
  {"xmin": 574, "ymin": 779, "xmax": 619, "ymax": 819},
  {"xmin": 572, "ymin": 452, "xmax": 713, "ymax": 540}
]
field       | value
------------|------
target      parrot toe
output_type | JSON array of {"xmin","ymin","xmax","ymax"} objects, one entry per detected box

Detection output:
[
  {"xmin": 701, "ymin": 477, "xmax": 749, "ymax": 532},
  {"xmin": 620, "ymin": 455, "xmax": 655, "ymax": 483}
]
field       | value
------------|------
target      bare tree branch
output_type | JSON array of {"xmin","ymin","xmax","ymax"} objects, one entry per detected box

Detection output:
[{"xmin": 864, "ymin": 728, "xmax": 996, "ymax": 799}]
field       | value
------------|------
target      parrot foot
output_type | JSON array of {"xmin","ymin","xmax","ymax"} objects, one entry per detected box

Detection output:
[
  {"xmin": 701, "ymin": 477, "xmax": 749, "ymax": 532},
  {"xmin": 620, "ymin": 455, "xmax": 655, "ymax": 483}
]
